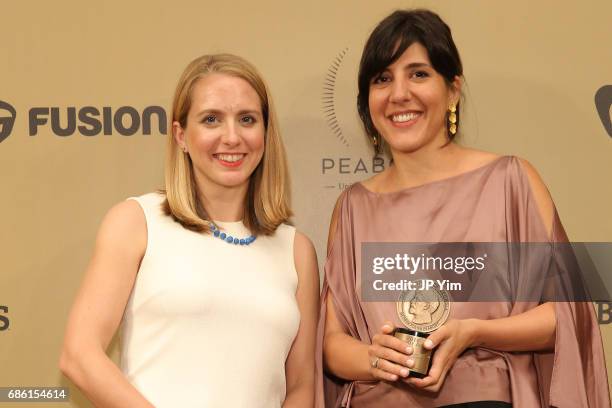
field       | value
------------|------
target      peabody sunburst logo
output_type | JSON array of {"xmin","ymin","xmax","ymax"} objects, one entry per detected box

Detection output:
[
  {"xmin": 322, "ymin": 48, "xmax": 350, "ymax": 148},
  {"xmin": 320, "ymin": 48, "xmax": 388, "ymax": 190}
]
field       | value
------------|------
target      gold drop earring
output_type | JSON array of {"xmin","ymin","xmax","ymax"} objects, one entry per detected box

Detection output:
[
  {"xmin": 372, "ymin": 133, "xmax": 381, "ymax": 154},
  {"xmin": 448, "ymin": 104, "xmax": 457, "ymax": 136}
]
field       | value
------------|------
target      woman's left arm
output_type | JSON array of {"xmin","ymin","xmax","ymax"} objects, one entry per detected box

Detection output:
[
  {"xmin": 283, "ymin": 231, "xmax": 320, "ymax": 408},
  {"xmin": 408, "ymin": 303, "xmax": 555, "ymax": 391}
]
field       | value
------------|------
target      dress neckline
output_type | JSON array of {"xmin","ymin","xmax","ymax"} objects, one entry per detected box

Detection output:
[
  {"xmin": 356, "ymin": 155, "xmax": 509, "ymax": 196},
  {"xmin": 213, "ymin": 220, "xmax": 244, "ymax": 226}
]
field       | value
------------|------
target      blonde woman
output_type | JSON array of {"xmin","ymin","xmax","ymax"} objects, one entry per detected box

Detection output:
[{"xmin": 60, "ymin": 54, "xmax": 319, "ymax": 407}]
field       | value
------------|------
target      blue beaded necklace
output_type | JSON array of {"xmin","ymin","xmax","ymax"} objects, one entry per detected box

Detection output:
[{"xmin": 208, "ymin": 222, "xmax": 256, "ymax": 246}]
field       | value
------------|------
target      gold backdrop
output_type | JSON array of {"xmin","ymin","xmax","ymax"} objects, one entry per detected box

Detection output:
[{"xmin": 1, "ymin": 1, "xmax": 610, "ymax": 406}]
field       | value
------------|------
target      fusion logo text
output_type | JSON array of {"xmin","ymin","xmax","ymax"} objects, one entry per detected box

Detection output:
[{"xmin": 29, "ymin": 106, "xmax": 167, "ymax": 137}]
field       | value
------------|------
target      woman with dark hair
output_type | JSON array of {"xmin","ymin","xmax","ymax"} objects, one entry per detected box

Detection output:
[{"xmin": 317, "ymin": 9, "xmax": 609, "ymax": 408}]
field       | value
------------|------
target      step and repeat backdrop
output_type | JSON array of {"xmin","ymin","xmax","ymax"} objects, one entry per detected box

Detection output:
[{"xmin": 1, "ymin": 0, "xmax": 611, "ymax": 406}]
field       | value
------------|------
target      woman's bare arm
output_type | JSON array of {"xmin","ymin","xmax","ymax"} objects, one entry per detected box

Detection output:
[
  {"xmin": 59, "ymin": 200, "xmax": 154, "ymax": 408},
  {"xmin": 283, "ymin": 231, "xmax": 320, "ymax": 408}
]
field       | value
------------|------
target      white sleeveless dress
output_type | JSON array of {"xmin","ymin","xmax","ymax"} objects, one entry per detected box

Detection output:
[{"xmin": 120, "ymin": 192, "xmax": 300, "ymax": 407}]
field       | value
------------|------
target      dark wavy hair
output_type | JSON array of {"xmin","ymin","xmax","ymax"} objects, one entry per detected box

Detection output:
[{"xmin": 357, "ymin": 9, "xmax": 464, "ymax": 154}]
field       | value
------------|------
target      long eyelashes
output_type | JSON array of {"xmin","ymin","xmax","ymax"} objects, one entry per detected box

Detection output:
[
  {"xmin": 372, "ymin": 74, "xmax": 391, "ymax": 84},
  {"xmin": 413, "ymin": 71, "xmax": 429, "ymax": 79},
  {"xmin": 240, "ymin": 116, "xmax": 257, "ymax": 125},
  {"xmin": 202, "ymin": 115, "xmax": 217, "ymax": 124}
]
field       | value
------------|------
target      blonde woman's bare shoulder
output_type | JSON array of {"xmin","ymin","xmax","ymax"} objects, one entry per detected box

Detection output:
[
  {"xmin": 293, "ymin": 231, "xmax": 317, "ymax": 264},
  {"xmin": 94, "ymin": 199, "xmax": 147, "ymax": 260},
  {"xmin": 293, "ymin": 230, "xmax": 320, "ymax": 287}
]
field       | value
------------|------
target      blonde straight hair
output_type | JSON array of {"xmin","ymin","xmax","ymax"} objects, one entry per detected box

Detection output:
[{"xmin": 163, "ymin": 54, "xmax": 292, "ymax": 235}]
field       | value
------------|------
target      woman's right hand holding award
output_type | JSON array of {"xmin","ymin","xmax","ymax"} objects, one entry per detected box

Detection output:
[
  {"xmin": 368, "ymin": 322, "xmax": 415, "ymax": 381},
  {"xmin": 406, "ymin": 319, "xmax": 479, "ymax": 393}
]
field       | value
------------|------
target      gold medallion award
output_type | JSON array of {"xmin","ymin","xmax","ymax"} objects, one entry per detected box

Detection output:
[{"xmin": 395, "ymin": 280, "xmax": 451, "ymax": 378}]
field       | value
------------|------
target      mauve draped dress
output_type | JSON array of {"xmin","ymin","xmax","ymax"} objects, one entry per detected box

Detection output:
[{"xmin": 316, "ymin": 156, "xmax": 610, "ymax": 407}]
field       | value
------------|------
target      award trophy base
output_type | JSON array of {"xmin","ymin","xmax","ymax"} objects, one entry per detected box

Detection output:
[{"xmin": 394, "ymin": 327, "xmax": 433, "ymax": 379}]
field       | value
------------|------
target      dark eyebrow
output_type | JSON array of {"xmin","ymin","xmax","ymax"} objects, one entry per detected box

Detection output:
[
  {"xmin": 374, "ymin": 62, "xmax": 432, "ymax": 78},
  {"xmin": 405, "ymin": 62, "xmax": 431, "ymax": 69}
]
